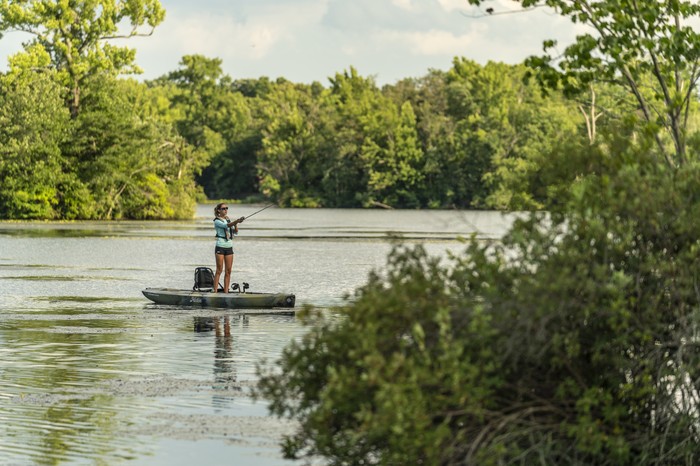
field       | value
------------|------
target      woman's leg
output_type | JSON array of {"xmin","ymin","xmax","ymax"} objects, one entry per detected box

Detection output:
[
  {"xmin": 223, "ymin": 253, "xmax": 234, "ymax": 292},
  {"xmin": 214, "ymin": 252, "xmax": 224, "ymax": 293}
]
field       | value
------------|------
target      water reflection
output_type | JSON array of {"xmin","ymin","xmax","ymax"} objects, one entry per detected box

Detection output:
[
  {"xmin": 0, "ymin": 308, "xmax": 149, "ymax": 465},
  {"xmin": 194, "ymin": 316, "xmax": 243, "ymax": 394}
]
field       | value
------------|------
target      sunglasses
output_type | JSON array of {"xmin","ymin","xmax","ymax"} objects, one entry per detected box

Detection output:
[{"xmin": 219, "ymin": 207, "xmax": 228, "ymax": 210}]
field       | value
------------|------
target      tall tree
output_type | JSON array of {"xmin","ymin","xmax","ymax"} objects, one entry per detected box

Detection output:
[
  {"xmin": 198, "ymin": 88, "xmax": 258, "ymax": 200},
  {"xmin": 361, "ymin": 101, "xmax": 424, "ymax": 208},
  {"xmin": 468, "ymin": 0, "xmax": 700, "ymax": 167},
  {"xmin": 442, "ymin": 59, "xmax": 578, "ymax": 209},
  {"xmin": 383, "ymin": 72, "xmax": 458, "ymax": 208},
  {"xmin": 0, "ymin": 66, "xmax": 86, "ymax": 219},
  {"xmin": 257, "ymin": 80, "xmax": 334, "ymax": 206},
  {"xmin": 162, "ymin": 55, "xmax": 236, "ymax": 192},
  {"xmin": 325, "ymin": 67, "xmax": 424, "ymax": 207},
  {"xmin": 0, "ymin": 0, "xmax": 165, "ymax": 117},
  {"xmin": 322, "ymin": 68, "xmax": 381, "ymax": 206},
  {"xmin": 65, "ymin": 76, "xmax": 194, "ymax": 219}
]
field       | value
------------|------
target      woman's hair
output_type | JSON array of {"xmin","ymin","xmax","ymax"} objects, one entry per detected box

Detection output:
[{"xmin": 214, "ymin": 202, "xmax": 226, "ymax": 217}]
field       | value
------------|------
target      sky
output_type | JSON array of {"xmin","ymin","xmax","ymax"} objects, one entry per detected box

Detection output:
[{"xmin": 0, "ymin": 0, "xmax": 586, "ymax": 86}]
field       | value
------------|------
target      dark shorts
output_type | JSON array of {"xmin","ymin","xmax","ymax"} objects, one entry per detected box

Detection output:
[{"xmin": 215, "ymin": 246, "xmax": 234, "ymax": 256}]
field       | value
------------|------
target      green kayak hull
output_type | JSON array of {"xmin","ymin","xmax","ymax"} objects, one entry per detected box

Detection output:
[{"xmin": 142, "ymin": 288, "xmax": 296, "ymax": 311}]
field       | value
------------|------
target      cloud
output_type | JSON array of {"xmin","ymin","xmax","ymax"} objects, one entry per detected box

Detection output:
[
  {"xmin": 128, "ymin": 0, "xmax": 331, "ymax": 78},
  {"xmin": 436, "ymin": 0, "xmax": 468, "ymax": 13},
  {"xmin": 152, "ymin": 0, "xmax": 329, "ymax": 59},
  {"xmin": 391, "ymin": 0, "xmax": 415, "ymax": 11},
  {"xmin": 160, "ymin": 13, "xmax": 281, "ymax": 59},
  {"xmin": 379, "ymin": 27, "xmax": 487, "ymax": 56}
]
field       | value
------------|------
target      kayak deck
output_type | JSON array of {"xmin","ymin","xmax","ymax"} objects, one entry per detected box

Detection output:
[{"xmin": 142, "ymin": 288, "xmax": 296, "ymax": 312}]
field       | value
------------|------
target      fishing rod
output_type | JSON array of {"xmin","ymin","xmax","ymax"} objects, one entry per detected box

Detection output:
[{"xmin": 243, "ymin": 203, "xmax": 275, "ymax": 220}]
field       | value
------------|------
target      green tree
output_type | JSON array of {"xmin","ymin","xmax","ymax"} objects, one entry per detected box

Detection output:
[
  {"xmin": 469, "ymin": 0, "xmax": 700, "ymax": 166},
  {"xmin": 361, "ymin": 101, "xmax": 424, "ymax": 207},
  {"xmin": 257, "ymin": 79, "xmax": 334, "ymax": 207},
  {"xmin": 0, "ymin": 64, "xmax": 93, "ymax": 219},
  {"xmin": 66, "ymin": 77, "xmax": 195, "ymax": 219},
  {"xmin": 161, "ymin": 55, "xmax": 255, "ymax": 199},
  {"xmin": 442, "ymin": 59, "xmax": 578, "ymax": 209},
  {"xmin": 383, "ymin": 71, "xmax": 457, "ymax": 208},
  {"xmin": 322, "ymin": 67, "xmax": 425, "ymax": 208},
  {"xmin": 0, "ymin": 0, "xmax": 165, "ymax": 117},
  {"xmin": 166, "ymin": 55, "xmax": 226, "ymax": 152},
  {"xmin": 320, "ymin": 68, "xmax": 381, "ymax": 206},
  {"xmin": 199, "ymin": 88, "xmax": 258, "ymax": 200}
]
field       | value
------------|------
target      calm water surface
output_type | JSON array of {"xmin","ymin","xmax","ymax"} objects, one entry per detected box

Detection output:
[{"xmin": 0, "ymin": 206, "xmax": 514, "ymax": 465}]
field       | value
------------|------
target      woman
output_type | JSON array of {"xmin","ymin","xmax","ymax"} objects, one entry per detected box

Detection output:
[{"xmin": 213, "ymin": 203, "xmax": 244, "ymax": 293}]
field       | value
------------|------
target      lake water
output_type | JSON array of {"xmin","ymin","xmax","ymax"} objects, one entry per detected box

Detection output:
[{"xmin": 0, "ymin": 205, "xmax": 514, "ymax": 465}]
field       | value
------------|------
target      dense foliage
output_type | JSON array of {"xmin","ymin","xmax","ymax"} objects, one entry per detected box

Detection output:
[
  {"xmin": 0, "ymin": 46, "xmax": 592, "ymax": 218},
  {"xmin": 0, "ymin": 0, "xmax": 590, "ymax": 217},
  {"xmin": 204, "ymin": 63, "xmax": 580, "ymax": 210},
  {"xmin": 0, "ymin": 0, "xmax": 196, "ymax": 219},
  {"xmin": 3, "ymin": 0, "xmax": 700, "ymax": 218},
  {"xmin": 254, "ymin": 1, "xmax": 700, "ymax": 465},
  {"xmin": 0, "ymin": 0, "xmax": 165, "ymax": 118},
  {"xmin": 258, "ymin": 158, "xmax": 700, "ymax": 465},
  {"xmin": 0, "ymin": 49, "xmax": 589, "ymax": 217},
  {"xmin": 469, "ymin": 0, "xmax": 700, "ymax": 166},
  {"xmin": 0, "ymin": 64, "xmax": 202, "ymax": 219},
  {"xmin": 2, "ymin": 0, "xmax": 700, "ymax": 464}
]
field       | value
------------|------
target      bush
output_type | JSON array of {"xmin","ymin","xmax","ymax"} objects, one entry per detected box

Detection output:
[{"xmin": 257, "ymin": 162, "xmax": 700, "ymax": 465}]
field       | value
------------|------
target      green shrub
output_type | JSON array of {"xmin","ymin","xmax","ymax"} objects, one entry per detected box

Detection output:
[{"xmin": 258, "ymin": 162, "xmax": 700, "ymax": 465}]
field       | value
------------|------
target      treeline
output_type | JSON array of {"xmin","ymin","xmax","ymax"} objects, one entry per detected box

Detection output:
[
  {"xmin": 1, "ymin": 52, "xmax": 593, "ymax": 219},
  {"xmin": 184, "ymin": 56, "xmax": 584, "ymax": 210},
  {"xmin": 2, "ymin": 1, "xmax": 698, "ymax": 221}
]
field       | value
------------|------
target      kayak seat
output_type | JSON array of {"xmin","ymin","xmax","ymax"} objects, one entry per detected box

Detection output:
[{"xmin": 193, "ymin": 267, "xmax": 217, "ymax": 292}]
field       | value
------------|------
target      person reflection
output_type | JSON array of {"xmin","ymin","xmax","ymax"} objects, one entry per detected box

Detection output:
[{"xmin": 193, "ymin": 316, "xmax": 241, "ymax": 395}]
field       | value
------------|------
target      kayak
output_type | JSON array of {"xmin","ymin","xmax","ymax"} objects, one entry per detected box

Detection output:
[{"xmin": 142, "ymin": 287, "xmax": 296, "ymax": 312}]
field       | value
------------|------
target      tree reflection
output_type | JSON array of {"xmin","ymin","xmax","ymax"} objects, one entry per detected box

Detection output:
[{"xmin": 0, "ymin": 322, "xmax": 142, "ymax": 465}]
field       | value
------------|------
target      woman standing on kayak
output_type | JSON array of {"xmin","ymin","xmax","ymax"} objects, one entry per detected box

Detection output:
[{"xmin": 213, "ymin": 203, "xmax": 244, "ymax": 293}]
